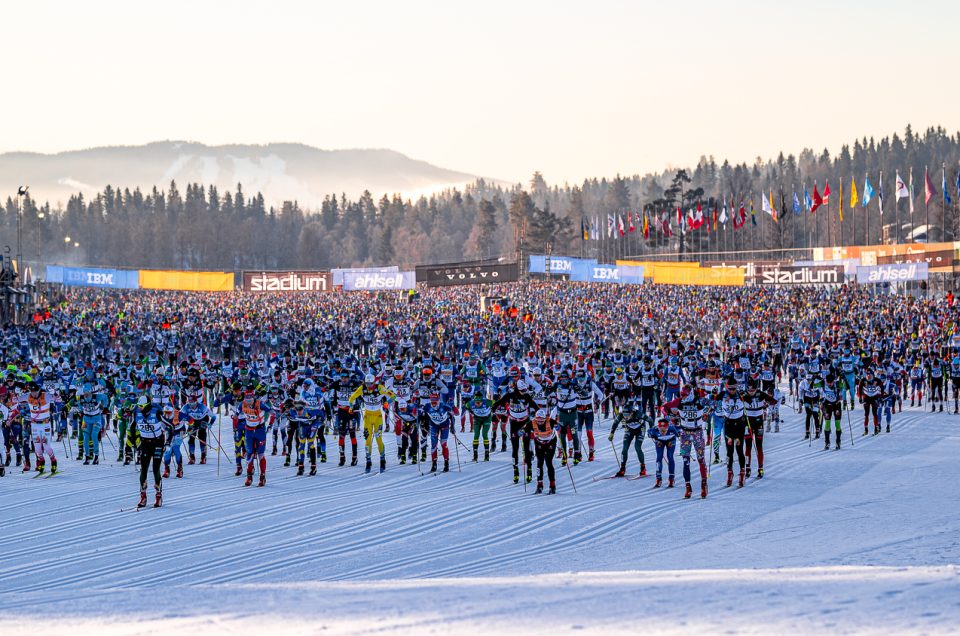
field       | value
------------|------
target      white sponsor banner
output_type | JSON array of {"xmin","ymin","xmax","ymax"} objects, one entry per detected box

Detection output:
[
  {"xmin": 332, "ymin": 266, "xmax": 398, "ymax": 286},
  {"xmin": 342, "ymin": 270, "xmax": 416, "ymax": 291},
  {"xmin": 855, "ymin": 262, "xmax": 928, "ymax": 284}
]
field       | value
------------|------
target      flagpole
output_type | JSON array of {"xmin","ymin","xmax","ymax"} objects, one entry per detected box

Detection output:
[
  {"xmin": 853, "ymin": 175, "xmax": 857, "ymax": 248},
  {"xmin": 925, "ymin": 165, "xmax": 930, "ymax": 245},
  {"xmin": 943, "ymin": 163, "xmax": 948, "ymax": 247}
]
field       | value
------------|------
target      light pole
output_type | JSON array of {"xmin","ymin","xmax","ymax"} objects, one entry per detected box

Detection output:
[
  {"xmin": 16, "ymin": 185, "xmax": 28, "ymax": 274},
  {"xmin": 37, "ymin": 211, "xmax": 44, "ymax": 264}
]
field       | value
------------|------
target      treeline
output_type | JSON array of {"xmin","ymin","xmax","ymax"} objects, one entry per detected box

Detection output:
[{"xmin": 2, "ymin": 125, "xmax": 958, "ymax": 272}]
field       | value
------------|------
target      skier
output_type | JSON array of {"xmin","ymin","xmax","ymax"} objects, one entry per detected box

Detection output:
[
  {"xmin": 26, "ymin": 381, "xmax": 58, "ymax": 475},
  {"xmin": 820, "ymin": 374, "xmax": 844, "ymax": 450},
  {"xmin": 160, "ymin": 404, "xmax": 186, "ymax": 479},
  {"xmin": 647, "ymin": 416, "xmax": 678, "ymax": 488},
  {"xmin": 529, "ymin": 408, "xmax": 558, "ymax": 494},
  {"xmin": 464, "ymin": 391, "xmax": 493, "ymax": 462},
  {"xmin": 238, "ymin": 384, "xmax": 272, "ymax": 486},
  {"xmin": 349, "ymin": 373, "xmax": 395, "ymax": 473},
  {"xmin": 133, "ymin": 396, "xmax": 165, "ymax": 508},
  {"xmin": 424, "ymin": 390, "xmax": 453, "ymax": 473},
  {"xmin": 607, "ymin": 397, "xmax": 647, "ymax": 478},
  {"xmin": 742, "ymin": 379, "xmax": 776, "ymax": 479}
]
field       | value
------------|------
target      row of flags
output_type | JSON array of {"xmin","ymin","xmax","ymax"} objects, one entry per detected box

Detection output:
[{"xmin": 580, "ymin": 166, "xmax": 960, "ymax": 241}]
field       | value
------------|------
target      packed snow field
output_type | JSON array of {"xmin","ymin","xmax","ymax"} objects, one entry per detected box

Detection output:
[{"xmin": 1, "ymin": 397, "xmax": 958, "ymax": 635}]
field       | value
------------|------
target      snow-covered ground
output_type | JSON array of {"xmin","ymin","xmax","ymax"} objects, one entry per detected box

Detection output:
[{"xmin": 1, "ymin": 398, "xmax": 958, "ymax": 635}]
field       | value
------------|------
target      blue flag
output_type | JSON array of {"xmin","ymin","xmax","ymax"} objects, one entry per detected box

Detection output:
[
  {"xmin": 944, "ymin": 168, "xmax": 952, "ymax": 205},
  {"xmin": 792, "ymin": 191, "xmax": 801, "ymax": 214},
  {"xmin": 803, "ymin": 185, "xmax": 812, "ymax": 211},
  {"xmin": 863, "ymin": 176, "xmax": 875, "ymax": 206}
]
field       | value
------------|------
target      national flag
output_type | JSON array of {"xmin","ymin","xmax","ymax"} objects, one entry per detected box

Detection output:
[
  {"xmin": 591, "ymin": 216, "xmax": 599, "ymax": 240},
  {"xmin": 908, "ymin": 168, "xmax": 915, "ymax": 214},
  {"xmin": 581, "ymin": 217, "xmax": 589, "ymax": 241},
  {"xmin": 803, "ymin": 185, "xmax": 812, "ymax": 212},
  {"xmin": 628, "ymin": 210, "xmax": 636, "ymax": 232},
  {"xmin": 878, "ymin": 171, "xmax": 884, "ymax": 215},
  {"xmin": 823, "ymin": 180, "xmax": 831, "ymax": 205},
  {"xmin": 895, "ymin": 171, "xmax": 908, "ymax": 201},
  {"xmin": 850, "ymin": 176, "xmax": 858, "ymax": 209},
  {"xmin": 944, "ymin": 167, "xmax": 952, "ymax": 206},
  {"xmin": 607, "ymin": 213, "xmax": 615, "ymax": 238},
  {"xmin": 924, "ymin": 166, "xmax": 936, "ymax": 205},
  {"xmin": 713, "ymin": 207, "xmax": 718, "ymax": 231},
  {"xmin": 762, "ymin": 190, "xmax": 774, "ymax": 218},
  {"xmin": 618, "ymin": 213, "xmax": 625, "ymax": 237},
  {"xmin": 863, "ymin": 175, "xmax": 875, "ymax": 207},
  {"xmin": 720, "ymin": 197, "xmax": 729, "ymax": 225},
  {"xmin": 695, "ymin": 202, "xmax": 704, "ymax": 229},
  {"xmin": 750, "ymin": 199, "xmax": 756, "ymax": 226},
  {"xmin": 739, "ymin": 202, "xmax": 747, "ymax": 228},
  {"xmin": 956, "ymin": 167, "xmax": 960, "ymax": 205},
  {"xmin": 792, "ymin": 190, "xmax": 801, "ymax": 214},
  {"xmin": 811, "ymin": 184, "xmax": 822, "ymax": 213},
  {"xmin": 643, "ymin": 213, "xmax": 649, "ymax": 239},
  {"xmin": 839, "ymin": 178, "xmax": 844, "ymax": 222},
  {"xmin": 676, "ymin": 206, "xmax": 682, "ymax": 226}
]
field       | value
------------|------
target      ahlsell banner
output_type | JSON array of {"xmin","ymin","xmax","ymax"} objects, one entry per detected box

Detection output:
[
  {"xmin": 342, "ymin": 270, "xmax": 416, "ymax": 291},
  {"xmin": 756, "ymin": 265, "xmax": 845, "ymax": 285},
  {"xmin": 418, "ymin": 262, "xmax": 519, "ymax": 287},
  {"xmin": 242, "ymin": 271, "xmax": 331, "ymax": 292},
  {"xmin": 856, "ymin": 262, "xmax": 929, "ymax": 284}
]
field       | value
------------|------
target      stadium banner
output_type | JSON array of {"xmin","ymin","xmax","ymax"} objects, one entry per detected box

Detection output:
[
  {"xmin": 570, "ymin": 263, "xmax": 644, "ymax": 284},
  {"xmin": 46, "ymin": 265, "xmax": 140, "ymax": 289},
  {"xmin": 332, "ymin": 266, "xmax": 398, "ymax": 286},
  {"xmin": 755, "ymin": 265, "xmax": 845, "ymax": 286},
  {"xmin": 528, "ymin": 255, "xmax": 596, "ymax": 275},
  {"xmin": 242, "ymin": 270, "xmax": 331, "ymax": 292},
  {"xmin": 653, "ymin": 265, "xmax": 744, "ymax": 286},
  {"xmin": 418, "ymin": 262, "xmax": 519, "ymax": 286},
  {"xmin": 342, "ymin": 270, "xmax": 416, "ymax": 291},
  {"xmin": 139, "ymin": 270, "xmax": 233, "ymax": 292},
  {"xmin": 855, "ymin": 262, "xmax": 929, "ymax": 284}
]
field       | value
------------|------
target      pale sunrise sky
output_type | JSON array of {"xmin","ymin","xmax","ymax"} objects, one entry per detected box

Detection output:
[{"xmin": 3, "ymin": 0, "xmax": 958, "ymax": 184}]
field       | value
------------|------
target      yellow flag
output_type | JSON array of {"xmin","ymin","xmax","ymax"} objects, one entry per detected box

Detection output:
[
  {"xmin": 839, "ymin": 178, "xmax": 844, "ymax": 222},
  {"xmin": 850, "ymin": 176, "xmax": 859, "ymax": 210}
]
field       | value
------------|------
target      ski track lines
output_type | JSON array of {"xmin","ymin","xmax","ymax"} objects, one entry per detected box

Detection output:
[{"xmin": 0, "ymin": 405, "xmax": 929, "ymax": 595}]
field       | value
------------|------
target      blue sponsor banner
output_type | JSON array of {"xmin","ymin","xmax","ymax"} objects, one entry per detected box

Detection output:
[
  {"xmin": 528, "ymin": 255, "xmax": 597, "ymax": 275},
  {"xmin": 569, "ymin": 263, "xmax": 644, "ymax": 284},
  {"xmin": 46, "ymin": 265, "xmax": 139, "ymax": 289}
]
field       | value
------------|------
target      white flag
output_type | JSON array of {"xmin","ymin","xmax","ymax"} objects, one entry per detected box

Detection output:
[{"xmin": 895, "ymin": 171, "xmax": 908, "ymax": 201}]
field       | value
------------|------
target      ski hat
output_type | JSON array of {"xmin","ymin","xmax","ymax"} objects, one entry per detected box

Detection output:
[{"xmin": 534, "ymin": 408, "xmax": 549, "ymax": 420}]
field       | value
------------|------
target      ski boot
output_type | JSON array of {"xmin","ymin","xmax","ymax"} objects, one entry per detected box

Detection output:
[
  {"xmin": 188, "ymin": 453, "xmax": 195, "ymax": 465},
  {"xmin": 200, "ymin": 453, "xmax": 206, "ymax": 465},
  {"xmin": 154, "ymin": 485, "xmax": 163, "ymax": 508},
  {"xmin": 501, "ymin": 433, "xmax": 507, "ymax": 451},
  {"xmin": 654, "ymin": 476, "xmax": 662, "ymax": 488},
  {"xmin": 874, "ymin": 425, "xmax": 881, "ymax": 436},
  {"xmin": 775, "ymin": 420, "xmax": 780, "ymax": 433},
  {"xmin": 443, "ymin": 459, "xmax": 449, "ymax": 473},
  {"xmin": 726, "ymin": 470, "xmax": 734, "ymax": 487},
  {"xmin": 235, "ymin": 465, "xmax": 243, "ymax": 476},
  {"xmin": 176, "ymin": 463, "xmax": 183, "ymax": 478},
  {"xmin": 588, "ymin": 449, "xmax": 595, "ymax": 462},
  {"xmin": 484, "ymin": 448, "xmax": 490, "ymax": 462},
  {"xmin": 283, "ymin": 456, "xmax": 291, "ymax": 468},
  {"xmin": 513, "ymin": 464, "xmax": 520, "ymax": 484},
  {"xmin": 162, "ymin": 463, "xmax": 170, "ymax": 479},
  {"xmin": 364, "ymin": 457, "xmax": 372, "ymax": 474},
  {"xmin": 757, "ymin": 468, "xmax": 764, "ymax": 479},
  {"xmin": 824, "ymin": 431, "xmax": 831, "ymax": 450},
  {"xmin": 738, "ymin": 470, "xmax": 745, "ymax": 488},
  {"xmin": 535, "ymin": 480, "xmax": 544, "ymax": 494},
  {"xmin": 526, "ymin": 467, "xmax": 533, "ymax": 483},
  {"xmin": 701, "ymin": 478, "xmax": 708, "ymax": 499},
  {"xmin": 419, "ymin": 449, "xmax": 426, "ymax": 463},
  {"xmin": 50, "ymin": 459, "xmax": 58, "ymax": 475},
  {"xmin": 746, "ymin": 466, "xmax": 752, "ymax": 478},
  {"xmin": 4, "ymin": 454, "xmax": 10, "ymax": 467},
  {"xmin": 836, "ymin": 431, "xmax": 842, "ymax": 449},
  {"xmin": 380, "ymin": 456, "xmax": 387, "ymax": 473},
  {"xmin": 123, "ymin": 456, "xmax": 132, "ymax": 466},
  {"xmin": 339, "ymin": 451, "xmax": 346, "ymax": 467},
  {"xmin": 863, "ymin": 426, "xmax": 869, "ymax": 437},
  {"xmin": 684, "ymin": 482, "xmax": 693, "ymax": 499},
  {"xmin": 296, "ymin": 464, "xmax": 304, "ymax": 476},
  {"xmin": 667, "ymin": 477, "xmax": 675, "ymax": 488},
  {"xmin": 93, "ymin": 455, "xmax": 100, "ymax": 465},
  {"xmin": 398, "ymin": 447, "xmax": 404, "ymax": 461},
  {"xmin": 639, "ymin": 464, "xmax": 647, "ymax": 477},
  {"xmin": 615, "ymin": 463, "xmax": 626, "ymax": 478},
  {"xmin": 939, "ymin": 404, "xmax": 944, "ymax": 413},
  {"xmin": 244, "ymin": 471, "xmax": 253, "ymax": 486},
  {"xmin": 766, "ymin": 422, "xmax": 771, "ymax": 432},
  {"xmin": 431, "ymin": 459, "xmax": 438, "ymax": 473},
  {"xmin": 803, "ymin": 431, "xmax": 810, "ymax": 440},
  {"xmin": 712, "ymin": 453, "xmax": 720, "ymax": 465},
  {"xmin": 271, "ymin": 444, "xmax": 277, "ymax": 456},
  {"xmin": 309, "ymin": 464, "xmax": 317, "ymax": 476},
  {"xmin": 472, "ymin": 449, "xmax": 478, "ymax": 463},
  {"xmin": 548, "ymin": 481, "xmax": 556, "ymax": 494},
  {"xmin": 885, "ymin": 423, "xmax": 890, "ymax": 433},
  {"xmin": 573, "ymin": 451, "xmax": 582, "ymax": 466},
  {"xmin": 318, "ymin": 451, "xmax": 325, "ymax": 464},
  {"xmin": 258, "ymin": 473, "xmax": 266, "ymax": 487},
  {"xmin": 137, "ymin": 487, "xmax": 148, "ymax": 509},
  {"xmin": 351, "ymin": 455, "xmax": 359, "ymax": 467},
  {"xmin": 83, "ymin": 455, "xmax": 91, "ymax": 466},
  {"xmin": 932, "ymin": 404, "xmax": 936, "ymax": 413},
  {"xmin": 0, "ymin": 464, "xmax": 4, "ymax": 477}
]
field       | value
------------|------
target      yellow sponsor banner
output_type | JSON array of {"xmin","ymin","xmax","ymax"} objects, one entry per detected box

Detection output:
[
  {"xmin": 652, "ymin": 264, "xmax": 744, "ymax": 286},
  {"xmin": 139, "ymin": 270, "xmax": 234, "ymax": 291},
  {"xmin": 616, "ymin": 260, "xmax": 699, "ymax": 278}
]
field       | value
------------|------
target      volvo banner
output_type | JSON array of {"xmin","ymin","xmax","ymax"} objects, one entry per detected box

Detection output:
[
  {"xmin": 342, "ymin": 270, "xmax": 416, "ymax": 291},
  {"xmin": 528, "ymin": 255, "xmax": 597, "ymax": 275},
  {"xmin": 242, "ymin": 271, "xmax": 331, "ymax": 292},
  {"xmin": 856, "ymin": 262, "xmax": 929, "ymax": 284},
  {"xmin": 419, "ymin": 262, "xmax": 519, "ymax": 287},
  {"xmin": 756, "ymin": 265, "xmax": 845, "ymax": 285},
  {"xmin": 46, "ymin": 265, "xmax": 140, "ymax": 289}
]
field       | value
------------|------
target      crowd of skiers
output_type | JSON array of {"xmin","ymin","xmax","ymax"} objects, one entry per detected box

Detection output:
[{"xmin": 1, "ymin": 281, "xmax": 956, "ymax": 508}]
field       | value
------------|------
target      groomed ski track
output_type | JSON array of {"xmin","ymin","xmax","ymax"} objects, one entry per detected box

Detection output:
[{"xmin": 1, "ymin": 402, "xmax": 958, "ymax": 634}]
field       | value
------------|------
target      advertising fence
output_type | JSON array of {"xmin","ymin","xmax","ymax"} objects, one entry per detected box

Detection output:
[{"xmin": 242, "ymin": 271, "xmax": 331, "ymax": 292}]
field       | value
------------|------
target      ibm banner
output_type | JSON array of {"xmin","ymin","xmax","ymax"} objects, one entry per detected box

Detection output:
[
  {"xmin": 243, "ymin": 271, "xmax": 331, "ymax": 292},
  {"xmin": 332, "ymin": 266, "xmax": 398, "ymax": 286},
  {"xmin": 419, "ymin": 262, "xmax": 519, "ymax": 287},
  {"xmin": 570, "ymin": 262, "xmax": 644, "ymax": 284},
  {"xmin": 46, "ymin": 265, "xmax": 140, "ymax": 289},
  {"xmin": 756, "ymin": 265, "xmax": 845, "ymax": 285},
  {"xmin": 342, "ymin": 270, "xmax": 416, "ymax": 291},
  {"xmin": 528, "ymin": 255, "xmax": 597, "ymax": 275},
  {"xmin": 856, "ymin": 262, "xmax": 929, "ymax": 284}
]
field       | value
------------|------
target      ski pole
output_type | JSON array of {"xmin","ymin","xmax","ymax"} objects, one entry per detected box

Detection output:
[
  {"xmin": 519, "ymin": 430, "xmax": 527, "ymax": 493},
  {"xmin": 561, "ymin": 442, "xmax": 577, "ymax": 494},
  {"xmin": 846, "ymin": 407, "xmax": 854, "ymax": 447},
  {"xmin": 217, "ymin": 410, "xmax": 222, "ymax": 476},
  {"xmin": 450, "ymin": 424, "xmax": 461, "ymax": 473}
]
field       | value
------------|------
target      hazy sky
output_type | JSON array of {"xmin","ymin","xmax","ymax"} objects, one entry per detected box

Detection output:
[{"xmin": 3, "ymin": 0, "xmax": 958, "ymax": 185}]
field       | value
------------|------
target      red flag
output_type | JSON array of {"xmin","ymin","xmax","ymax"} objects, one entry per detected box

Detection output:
[
  {"xmin": 642, "ymin": 213, "xmax": 649, "ymax": 239},
  {"xmin": 811, "ymin": 185, "xmax": 823, "ymax": 213},
  {"xmin": 628, "ymin": 210, "xmax": 636, "ymax": 232},
  {"xmin": 676, "ymin": 206, "xmax": 682, "ymax": 225},
  {"xmin": 822, "ymin": 180, "xmax": 831, "ymax": 205},
  {"xmin": 925, "ymin": 166, "xmax": 937, "ymax": 205}
]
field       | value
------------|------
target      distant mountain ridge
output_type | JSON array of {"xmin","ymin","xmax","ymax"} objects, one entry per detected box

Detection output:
[{"xmin": 0, "ymin": 141, "xmax": 480, "ymax": 207}]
